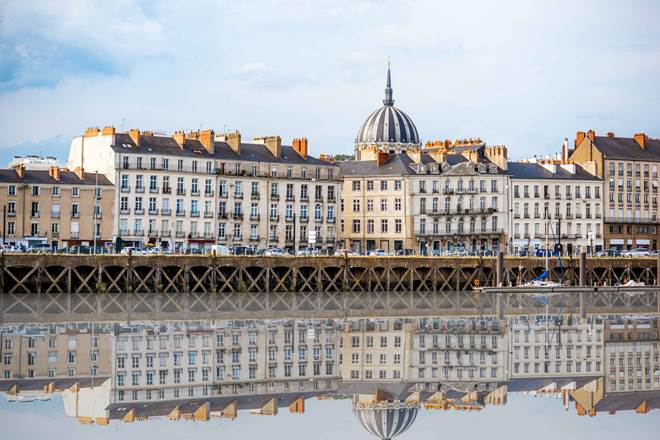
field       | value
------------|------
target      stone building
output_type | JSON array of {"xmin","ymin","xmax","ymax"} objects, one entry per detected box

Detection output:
[
  {"xmin": 66, "ymin": 127, "xmax": 341, "ymax": 252},
  {"xmin": 570, "ymin": 130, "xmax": 660, "ymax": 250},
  {"xmin": 508, "ymin": 160, "xmax": 604, "ymax": 256},
  {"xmin": 0, "ymin": 165, "xmax": 114, "ymax": 250}
]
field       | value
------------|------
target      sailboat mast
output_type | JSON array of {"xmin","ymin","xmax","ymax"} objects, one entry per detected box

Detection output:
[{"xmin": 545, "ymin": 206, "xmax": 549, "ymax": 271}]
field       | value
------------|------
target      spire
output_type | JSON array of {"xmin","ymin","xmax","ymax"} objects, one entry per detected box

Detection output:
[{"xmin": 383, "ymin": 58, "xmax": 394, "ymax": 106}]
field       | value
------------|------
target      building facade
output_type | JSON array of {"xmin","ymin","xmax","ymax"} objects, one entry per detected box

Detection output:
[
  {"xmin": 0, "ymin": 166, "xmax": 114, "ymax": 250},
  {"xmin": 66, "ymin": 128, "xmax": 341, "ymax": 252},
  {"xmin": 570, "ymin": 130, "xmax": 660, "ymax": 250},
  {"xmin": 508, "ymin": 161, "xmax": 604, "ymax": 256}
]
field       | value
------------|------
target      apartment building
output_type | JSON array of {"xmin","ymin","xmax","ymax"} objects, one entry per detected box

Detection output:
[
  {"xmin": 508, "ymin": 161, "xmax": 604, "ymax": 255},
  {"xmin": 1, "ymin": 324, "xmax": 113, "ymax": 381},
  {"xmin": 66, "ymin": 127, "xmax": 341, "ymax": 252},
  {"xmin": 604, "ymin": 318, "xmax": 659, "ymax": 393},
  {"xmin": 570, "ymin": 130, "xmax": 660, "ymax": 250},
  {"xmin": 509, "ymin": 316, "xmax": 604, "ymax": 378},
  {"xmin": 0, "ymin": 165, "xmax": 114, "ymax": 250}
]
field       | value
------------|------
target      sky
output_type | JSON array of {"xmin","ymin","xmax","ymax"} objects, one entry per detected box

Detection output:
[
  {"xmin": 0, "ymin": 0, "xmax": 659, "ymax": 166},
  {"xmin": 0, "ymin": 393, "xmax": 658, "ymax": 440}
]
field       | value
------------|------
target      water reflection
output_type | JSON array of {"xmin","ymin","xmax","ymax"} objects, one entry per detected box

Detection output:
[{"xmin": 0, "ymin": 312, "xmax": 658, "ymax": 437}]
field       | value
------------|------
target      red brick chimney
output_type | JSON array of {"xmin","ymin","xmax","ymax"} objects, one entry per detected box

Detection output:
[
  {"xmin": 198, "ymin": 129, "xmax": 215, "ymax": 154},
  {"xmin": 292, "ymin": 137, "xmax": 308, "ymax": 159},
  {"xmin": 376, "ymin": 151, "xmax": 390, "ymax": 166},
  {"xmin": 575, "ymin": 131, "xmax": 586, "ymax": 148},
  {"xmin": 634, "ymin": 132, "xmax": 646, "ymax": 149},
  {"xmin": 75, "ymin": 166, "xmax": 85, "ymax": 182},
  {"xmin": 49, "ymin": 166, "xmax": 60, "ymax": 181}
]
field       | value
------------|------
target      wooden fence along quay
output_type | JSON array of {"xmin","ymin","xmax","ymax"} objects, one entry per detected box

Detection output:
[{"xmin": 0, "ymin": 254, "xmax": 659, "ymax": 320}]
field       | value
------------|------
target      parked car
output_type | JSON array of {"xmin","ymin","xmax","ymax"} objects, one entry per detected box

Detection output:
[
  {"xmin": 596, "ymin": 249, "xmax": 620, "ymax": 257},
  {"xmin": 69, "ymin": 245, "xmax": 92, "ymax": 254},
  {"xmin": 396, "ymin": 249, "xmax": 416, "ymax": 256},
  {"xmin": 0, "ymin": 244, "xmax": 21, "ymax": 253},
  {"xmin": 368, "ymin": 249, "xmax": 388, "ymax": 257},
  {"xmin": 265, "ymin": 247, "xmax": 287, "ymax": 256},
  {"xmin": 120, "ymin": 246, "xmax": 146, "ymax": 255},
  {"xmin": 28, "ymin": 243, "xmax": 52, "ymax": 253},
  {"xmin": 211, "ymin": 245, "xmax": 231, "ymax": 256},
  {"xmin": 622, "ymin": 248, "xmax": 650, "ymax": 257}
]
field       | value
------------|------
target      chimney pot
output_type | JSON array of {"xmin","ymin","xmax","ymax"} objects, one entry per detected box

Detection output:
[
  {"xmin": 101, "ymin": 126, "xmax": 116, "ymax": 136},
  {"xmin": 84, "ymin": 127, "xmax": 100, "ymax": 137},
  {"xmin": 129, "ymin": 128, "xmax": 140, "ymax": 147}
]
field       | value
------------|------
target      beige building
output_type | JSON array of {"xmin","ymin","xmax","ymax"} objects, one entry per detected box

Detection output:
[
  {"xmin": 66, "ymin": 127, "xmax": 340, "ymax": 252},
  {"xmin": 570, "ymin": 130, "xmax": 660, "ymax": 250},
  {"xmin": 0, "ymin": 165, "xmax": 114, "ymax": 250}
]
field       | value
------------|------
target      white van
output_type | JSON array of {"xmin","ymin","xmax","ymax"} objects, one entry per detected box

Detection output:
[{"xmin": 211, "ymin": 245, "xmax": 231, "ymax": 256}]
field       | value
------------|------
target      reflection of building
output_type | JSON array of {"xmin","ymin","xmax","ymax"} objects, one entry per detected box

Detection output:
[
  {"xmin": 509, "ymin": 316, "xmax": 604, "ymax": 378},
  {"xmin": 0, "ymin": 166, "xmax": 114, "ymax": 250},
  {"xmin": 603, "ymin": 318, "xmax": 659, "ymax": 393}
]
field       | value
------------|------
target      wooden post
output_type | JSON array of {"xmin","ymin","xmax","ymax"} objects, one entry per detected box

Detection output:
[
  {"xmin": 579, "ymin": 251, "xmax": 587, "ymax": 318},
  {"xmin": 656, "ymin": 253, "xmax": 660, "ymax": 286},
  {"xmin": 496, "ymin": 252, "xmax": 504, "ymax": 287}
]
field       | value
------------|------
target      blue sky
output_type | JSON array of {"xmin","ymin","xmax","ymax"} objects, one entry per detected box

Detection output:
[
  {"xmin": 0, "ymin": 0, "xmax": 659, "ymax": 165},
  {"xmin": 0, "ymin": 393, "xmax": 657, "ymax": 439}
]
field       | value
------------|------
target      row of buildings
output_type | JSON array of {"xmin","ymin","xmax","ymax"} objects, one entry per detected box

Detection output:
[
  {"xmin": 1, "ymin": 68, "xmax": 659, "ymax": 254},
  {"xmin": 1, "ymin": 315, "xmax": 657, "ymax": 431}
]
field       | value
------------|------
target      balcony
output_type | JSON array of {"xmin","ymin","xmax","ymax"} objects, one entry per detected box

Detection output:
[
  {"xmin": 176, "ymin": 210, "xmax": 186, "ymax": 217},
  {"xmin": 217, "ymin": 212, "xmax": 228, "ymax": 220},
  {"xmin": 285, "ymin": 215, "xmax": 295, "ymax": 222},
  {"xmin": 31, "ymin": 212, "xmax": 40, "ymax": 218},
  {"xmin": 249, "ymin": 235, "xmax": 260, "ymax": 241},
  {"xmin": 314, "ymin": 216, "xmax": 323, "ymax": 223},
  {"xmin": 161, "ymin": 208, "xmax": 171, "ymax": 216},
  {"xmin": 175, "ymin": 230, "xmax": 185, "ymax": 238},
  {"xmin": 250, "ymin": 214, "xmax": 260, "ymax": 221},
  {"xmin": 299, "ymin": 216, "xmax": 309, "ymax": 223},
  {"xmin": 7, "ymin": 211, "xmax": 16, "ymax": 217},
  {"xmin": 286, "ymin": 195, "xmax": 295, "ymax": 202},
  {"xmin": 70, "ymin": 232, "xmax": 79, "ymax": 239},
  {"xmin": 135, "ymin": 208, "xmax": 144, "ymax": 215},
  {"xmin": 133, "ymin": 229, "xmax": 144, "ymax": 236},
  {"xmin": 162, "ymin": 187, "xmax": 171, "ymax": 194},
  {"xmin": 270, "ymin": 215, "xmax": 280, "ymax": 222},
  {"xmin": 135, "ymin": 186, "xmax": 145, "ymax": 193},
  {"xmin": 204, "ymin": 211, "xmax": 214, "ymax": 218},
  {"xmin": 204, "ymin": 233, "xmax": 214, "ymax": 240},
  {"xmin": 315, "ymin": 196, "xmax": 324, "ymax": 202},
  {"xmin": 328, "ymin": 196, "xmax": 336, "ymax": 203},
  {"xmin": 217, "ymin": 235, "xmax": 227, "ymax": 242},
  {"xmin": 72, "ymin": 212, "xmax": 80, "ymax": 219},
  {"xmin": 176, "ymin": 188, "xmax": 186, "ymax": 195},
  {"xmin": 300, "ymin": 195, "xmax": 309, "ymax": 202},
  {"xmin": 191, "ymin": 211, "xmax": 200, "ymax": 218},
  {"xmin": 232, "ymin": 235, "xmax": 243, "ymax": 242},
  {"xmin": 191, "ymin": 190, "xmax": 200, "ymax": 197},
  {"xmin": 234, "ymin": 192, "xmax": 243, "ymax": 199},
  {"xmin": 205, "ymin": 190, "xmax": 214, "ymax": 197},
  {"xmin": 148, "ymin": 230, "xmax": 158, "ymax": 238},
  {"xmin": 149, "ymin": 208, "xmax": 159, "ymax": 215},
  {"xmin": 233, "ymin": 212, "xmax": 244, "ymax": 220},
  {"xmin": 161, "ymin": 230, "xmax": 171, "ymax": 237},
  {"xmin": 270, "ymin": 194, "xmax": 280, "ymax": 201},
  {"xmin": 120, "ymin": 186, "xmax": 131, "ymax": 193},
  {"xmin": 326, "ymin": 217, "xmax": 336, "ymax": 223},
  {"xmin": 218, "ymin": 192, "xmax": 228, "ymax": 198},
  {"xmin": 119, "ymin": 228, "xmax": 130, "ymax": 236},
  {"xmin": 326, "ymin": 237, "xmax": 336, "ymax": 244},
  {"xmin": 51, "ymin": 211, "xmax": 60, "ymax": 219},
  {"xmin": 149, "ymin": 187, "xmax": 159, "ymax": 194},
  {"xmin": 251, "ymin": 192, "xmax": 260, "ymax": 200}
]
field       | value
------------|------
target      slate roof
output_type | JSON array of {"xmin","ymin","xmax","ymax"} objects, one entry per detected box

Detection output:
[
  {"xmin": 112, "ymin": 133, "xmax": 337, "ymax": 167},
  {"xmin": 0, "ymin": 169, "xmax": 113, "ymax": 186},
  {"xmin": 594, "ymin": 390, "xmax": 660, "ymax": 412},
  {"xmin": 592, "ymin": 135, "xmax": 660, "ymax": 161},
  {"xmin": 508, "ymin": 162, "xmax": 601, "ymax": 181}
]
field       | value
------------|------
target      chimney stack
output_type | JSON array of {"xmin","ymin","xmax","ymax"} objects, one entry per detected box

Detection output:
[
  {"xmin": 376, "ymin": 151, "xmax": 390, "ymax": 166},
  {"xmin": 292, "ymin": 137, "xmax": 308, "ymax": 159},
  {"xmin": 101, "ymin": 126, "xmax": 116, "ymax": 136},
  {"xmin": 587, "ymin": 129, "xmax": 595, "ymax": 141},
  {"xmin": 75, "ymin": 166, "xmax": 85, "ymax": 182},
  {"xmin": 606, "ymin": 132, "xmax": 615, "ymax": 138},
  {"xmin": 634, "ymin": 132, "xmax": 646, "ymax": 149},
  {"xmin": 129, "ymin": 128, "xmax": 141, "ymax": 147},
  {"xmin": 173, "ymin": 131, "xmax": 186, "ymax": 149},
  {"xmin": 197, "ymin": 129, "xmax": 214, "ymax": 154},
  {"xmin": 406, "ymin": 148, "xmax": 422, "ymax": 164},
  {"xmin": 561, "ymin": 138, "xmax": 569, "ymax": 162},
  {"xmin": 255, "ymin": 136, "xmax": 282, "ymax": 158},
  {"xmin": 84, "ymin": 127, "xmax": 100, "ymax": 137},
  {"xmin": 49, "ymin": 166, "xmax": 61, "ymax": 181},
  {"xmin": 575, "ymin": 131, "xmax": 586, "ymax": 148},
  {"xmin": 15, "ymin": 164, "xmax": 25, "ymax": 179}
]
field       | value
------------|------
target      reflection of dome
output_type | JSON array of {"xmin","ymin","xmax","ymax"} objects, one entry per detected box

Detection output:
[
  {"xmin": 353, "ymin": 402, "xmax": 418, "ymax": 440},
  {"xmin": 354, "ymin": 65, "xmax": 420, "ymax": 156}
]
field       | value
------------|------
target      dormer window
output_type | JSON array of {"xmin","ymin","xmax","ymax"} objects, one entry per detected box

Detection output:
[
  {"xmin": 442, "ymin": 163, "xmax": 451, "ymax": 172},
  {"xmin": 488, "ymin": 164, "xmax": 497, "ymax": 174},
  {"xmin": 478, "ymin": 164, "xmax": 486, "ymax": 173}
]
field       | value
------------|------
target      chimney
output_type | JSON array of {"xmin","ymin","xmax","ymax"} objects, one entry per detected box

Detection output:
[
  {"xmin": 406, "ymin": 148, "xmax": 422, "ymax": 164},
  {"xmin": 634, "ymin": 132, "xmax": 646, "ymax": 149},
  {"xmin": 292, "ymin": 137, "xmax": 308, "ymax": 159},
  {"xmin": 75, "ymin": 166, "xmax": 85, "ymax": 181},
  {"xmin": 484, "ymin": 146, "xmax": 508, "ymax": 171},
  {"xmin": 318, "ymin": 153, "xmax": 334, "ymax": 163},
  {"xmin": 129, "ymin": 128, "xmax": 140, "ymax": 147},
  {"xmin": 173, "ymin": 131, "xmax": 186, "ymax": 149},
  {"xmin": 575, "ymin": 131, "xmax": 586, "ymax": 148},
  {"xmin": 101, "ymin": 126, "xmax": 116, "ymax": 136},
  {"xmin": 84, "ymin": 127, "xmax": 99, "ymax": 137},
  {"xmin": 198, "ymin": 129, "xmax": 215, "ymax": 154},
  {"xmin": 218, "ymin": 131, "xmax": 241, "ymax": 155},
  {"xmin": 606, "ymin": 132, "xmax": 615, "ymax": 138},
  {"xmin": 49, "ymin": 166, "xmax": 61, "ymax": 181},
  {"xmin": 15, "ymin": 164, "xmax": 25, "ymax": 179},
  {"xmin": 376, "ymin": 151, "xmax": 390, "ymax": 166},
  {"xmin": 255, "ymin": 136, "xmax": 281, "ymax": 158},
  {"xmin": 587, "ymin": 129, "xmax": 595, "ymax": 141},
  {"xmin": 562, "ymin": 138, "xmax": 569, "ymax": 162}
]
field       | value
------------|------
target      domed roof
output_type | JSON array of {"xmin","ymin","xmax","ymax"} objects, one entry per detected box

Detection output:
[
  {"xmin": 353, "ymin": 402, "xmax": 418, "ymax": 440},
  {"xmin": 355, "ymin": 66, "xmax": 420, "ymax": 146}
]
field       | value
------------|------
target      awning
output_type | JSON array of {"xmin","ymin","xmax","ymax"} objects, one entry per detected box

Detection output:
[
  {"xmin": 636, "ymin": 239, "xmax": 650, "ymax": 245},
  {"xmin": 609, "ymin": 239, "xmax": 624, "ymax": 245}
]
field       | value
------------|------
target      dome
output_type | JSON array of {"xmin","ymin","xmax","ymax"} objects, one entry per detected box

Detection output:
[
  {"xmin": 355, "ymin": 66, "xmax": 420, "ymax": 146},
  {"xmin": 353, "ymin": 402, "xmax": 418, "ymax": 440}
]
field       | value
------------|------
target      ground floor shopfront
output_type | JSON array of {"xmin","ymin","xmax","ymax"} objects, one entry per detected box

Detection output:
[{"xmin": 605, "ymin": 222, "xmax": 659, "ymax": 251}]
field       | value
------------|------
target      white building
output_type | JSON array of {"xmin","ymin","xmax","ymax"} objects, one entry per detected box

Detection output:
[
  {"xmin": 508, "ymin": 161, "xmax": 604, "ymax": 256},
  {"xmin": 67, "ymin": 127, "xmax": 341, "ymax": 252}
]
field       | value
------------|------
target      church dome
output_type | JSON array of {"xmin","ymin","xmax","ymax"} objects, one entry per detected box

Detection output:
[
  {"xmin": 355, "ymin": 66, "xmax": 420, "ymax": 147},
  {"xmin": 353, "ymin": 402, "xmax": 418, "ymax": 440}
]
